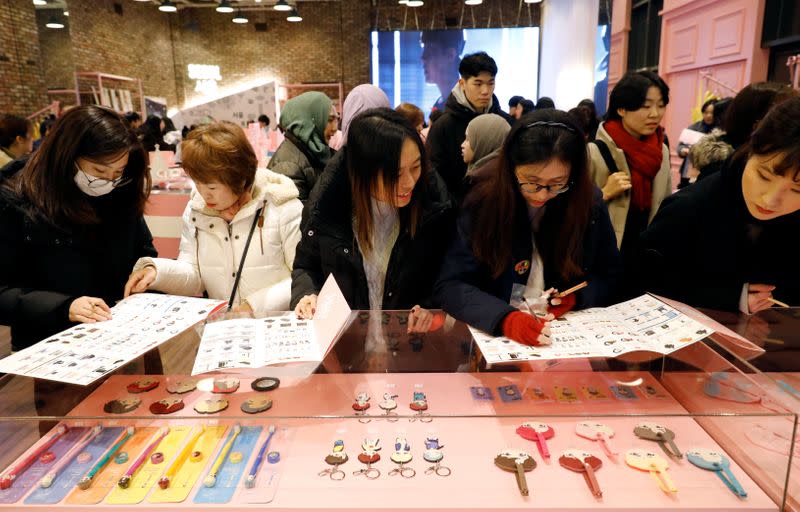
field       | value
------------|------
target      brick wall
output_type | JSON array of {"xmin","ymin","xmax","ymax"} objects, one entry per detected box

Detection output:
[
  {"xmin": 35, "ymin": 9, "xmax": 75, "ymax": 91},
  {"xmin": 67, "ymin": 0, "xmax": 179, "ymax": 108},
  {"xmin": 0, "ymin": 0, "xmax": 47, "ymax": 116}
]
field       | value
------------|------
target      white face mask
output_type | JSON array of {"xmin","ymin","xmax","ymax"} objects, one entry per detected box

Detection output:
[{"xmin": 74, "ymin": 167, "xmax": 116, "ymax": 197}]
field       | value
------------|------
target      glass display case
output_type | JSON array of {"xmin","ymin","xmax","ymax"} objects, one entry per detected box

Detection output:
[{"xmin": 0, "ymin": 310, "xmax": 794, "ymax": 511}]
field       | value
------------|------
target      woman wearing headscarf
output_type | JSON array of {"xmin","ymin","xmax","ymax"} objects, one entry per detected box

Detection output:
[
  {"xmin": 461, "ymin": 113, "xmax": 511, "ymax": 177},
  {"xmin": 268, "ymin": 91, "xmax": 339, "ymax": 202}
]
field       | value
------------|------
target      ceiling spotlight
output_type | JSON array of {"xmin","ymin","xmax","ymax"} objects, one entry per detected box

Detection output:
[
  {"xmin": 232, "ymin": 9, "xmax": 248, "ymax": 23},
  {"xmin": 274, "ymin": 0, "xmax": 292, "ymax": 11},
  {"xmin": 32, "ymin": 0, "xmax": 47, "ymax": 5},
  {"xmin": 286, "ymin": 7, "xmax": 302, "ymax": 22},
  {"xmin": 158, "ymin": 0, "xmax": 177, "ymax": 12},
  {"xmin": 398, "ymin": 0, "xmax": 408, "ymax": 4},
  {"xmin": 216, "ymin": 0, "xmax": 234, "ymax": 13},
  {"xmin": 524, "ymin": 0, "xmax": 543, "ymax": 3},
  {"xmin": 465, "ymin": 0, "xmax": 482, "ymax": 4},
  {"xmin": 406, "ymin": 0, "xmax": 424, "ymax": 6},
  {"xmin": 45, "ymin": 15, "xmax": 64, "ymax": 28},
  {"xmin": 63, "ymin": 10, "xmax": 69, "ymax": 16}
]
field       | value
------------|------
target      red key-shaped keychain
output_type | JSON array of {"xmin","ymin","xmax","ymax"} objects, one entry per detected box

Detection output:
[
  {"xmin": 559, "ymin": 449, "xmax": 603, "ymax": 498},
  {"xmin": 516, "ymin": 422, "xmax": 554, "ymax": 461}
]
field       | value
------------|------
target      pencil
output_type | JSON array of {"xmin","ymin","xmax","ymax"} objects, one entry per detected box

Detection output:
[
  {"xmin": 769, "ymin": 297, "xmax": 791, "ymax": 308},
  {"xmin": 204, "ymin": 424, "xmax": 241, "ymax": 488},
  {"xmin": 78, "ymin": 426, "xmax": 134, "ymax": 490},
  {"xmin": 41, "ymin": 426, "xmax": 103, "ymax": 488},
  {"xmin": 245, "ymin": 425, "xmax": 276, "ymax": 488},
  {"xmin": 158, "ymin": 425, "xmax": 205, "ymax": 490},
  {"xmin": 557, "ymin": 281, "xmax": 588, "ymax": 298}
]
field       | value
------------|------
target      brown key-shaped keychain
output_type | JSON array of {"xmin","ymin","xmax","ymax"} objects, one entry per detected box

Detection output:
[
  {"xmin": 559, "ymin": 449, "xmax": 603, "ymax": 498},
  {"xmin": 633, "ymin": 422, "xmax": 682, "ymax": 459},
  {"xmin": 494, "ymin": 449, "xmax": 536, "ymax": 496}
]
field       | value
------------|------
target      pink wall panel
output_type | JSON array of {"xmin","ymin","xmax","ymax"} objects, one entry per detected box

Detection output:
[{"xmin": 710, "ymin": 9, "xmax": 745, "ymax": 59}]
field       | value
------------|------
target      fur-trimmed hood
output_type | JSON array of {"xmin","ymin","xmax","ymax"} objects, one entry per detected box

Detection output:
[{"xmin": 690, "ymin": 129, "xmax": 734, "ymax": 172}]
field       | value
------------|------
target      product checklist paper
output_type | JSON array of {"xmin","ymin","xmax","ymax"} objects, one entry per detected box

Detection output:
[
  {"xmin": 0, "ymin": 294, "xmax": 225, "ymax": 385},
  {"xmin": 470, "ymin": 294, "xmax": 716, "ymax": 364}
]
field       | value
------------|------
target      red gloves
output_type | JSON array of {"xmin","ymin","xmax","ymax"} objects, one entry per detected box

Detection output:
[
  {"xmin": 501, "ymin": 311, "xmax": 548, "ymax": 346},
  {"xmin": 548, "ymin": 293, "xmax": 576, "ymax": 319}
]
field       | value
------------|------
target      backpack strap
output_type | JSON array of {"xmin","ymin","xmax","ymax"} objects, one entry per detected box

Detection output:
[{"xmin": 593, "ymin": 139, "xmax": 618, "ymax": 175}]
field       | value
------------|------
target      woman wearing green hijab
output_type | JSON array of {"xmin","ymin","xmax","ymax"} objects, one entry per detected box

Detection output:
[{"xmin": 268, "ymin": 91, "xmax": 339, "ymax": 202}]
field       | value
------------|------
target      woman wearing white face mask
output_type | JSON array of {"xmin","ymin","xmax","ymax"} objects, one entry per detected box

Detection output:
[{"xmin": 0, "ymin": 106, "xmax": 155, "ymax": 351}]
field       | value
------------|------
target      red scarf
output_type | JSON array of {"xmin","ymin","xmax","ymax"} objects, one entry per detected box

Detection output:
[{"xmin": 603, "ymin": 119, "xmax": 664, "ymax": 212}]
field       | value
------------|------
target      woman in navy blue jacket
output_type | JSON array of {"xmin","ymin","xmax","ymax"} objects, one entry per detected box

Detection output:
[{"xmin": 434, "ymin": 110, "xmax": 622, "ymax": 346}]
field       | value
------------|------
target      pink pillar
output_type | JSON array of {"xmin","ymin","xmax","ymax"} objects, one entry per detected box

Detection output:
[{"xmin": 608, "ymin": 0, "xmax": 632, "ymax": 94}]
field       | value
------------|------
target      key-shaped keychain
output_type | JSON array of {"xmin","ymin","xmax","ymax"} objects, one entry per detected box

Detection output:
[
  {"xmin": 516, "ymin": 422, "xmax": 554, "ymax": 461},
  {"xmin": 576, "ymin": 422, "xmax": 618, "ymax": 460},
  {"xmin": 633, "ymin": 422, "xmax": 682, "ymax": 459},
  {"xmin": 687, "ymin": 448, "xmax": 747, "ymax": 498},
  {"xmin": 318, "ymin": 440, "xmax": 348, "ymax": 480},
  {"xmin": 625, "ymin": 449, "xmax": 678, "ymax": 494},
  {"xmin": 559, "ymin": 449, "xmax": 603, "ymax": 498},
  {"xmin": 494, "ymin": 449, "xmax": 536, "ymax": 496}
]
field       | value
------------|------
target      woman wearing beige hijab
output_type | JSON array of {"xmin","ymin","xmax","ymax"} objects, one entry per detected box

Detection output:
[{"xmin": 461, "ymin": 113, "xmax": 511, "ymax": 176}]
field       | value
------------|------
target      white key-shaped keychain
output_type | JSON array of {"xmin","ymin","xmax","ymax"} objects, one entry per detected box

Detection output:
[
  {"xmin": 575, "ymin": 422, "xmax": 618, "ymax": 460},
  {"xmin": 558, "ymin": 449, "xmax": 603, "ymax": 498},
  {"xmin": 494, "ymin": 448, "xmax": 536, "ymax": 496},
  {"xmin": 687, "ymin": 448, "xmax": 747, "ymax": 498},
  {"xmin": 516, "ymin": 422, "xmax": 554, "ymax": 461},
  {"xmin": 633, "ymin": 422, "xmax": 683, "ymax": 459},
  {"xmin": 625, "ymin": 449, "xmax": 678, "ymax": 494}
]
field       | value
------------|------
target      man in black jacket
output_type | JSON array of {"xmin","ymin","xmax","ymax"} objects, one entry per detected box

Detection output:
[{"xmin": 426, "ymin": 52, "xmax": 511, "ymax": 201}]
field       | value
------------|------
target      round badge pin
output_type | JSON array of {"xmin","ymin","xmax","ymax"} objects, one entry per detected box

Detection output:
[{"xmin": 251, "ymin": 377, "xmax": 280, "ymax": 392}]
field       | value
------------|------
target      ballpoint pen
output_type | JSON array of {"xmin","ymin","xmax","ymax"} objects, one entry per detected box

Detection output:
[
  {"xmin": 0, "ymin": 424, "xmax": 69, "ymax": 490},
  {"xmin": 118, "ymin": 427, "xmax": 169, "ymax": 489},
  {"xmin": 245, "ymin": 425, "xmax": 275, "ymax": 488},
  {"xmin": 78, "ymin": 427, "xmax": 134, "ymax": 490},
  {"xmin": 158, "ymin": 425, "xmax": 205, "ymax": 490},
  {"xmin": 41, "ymin": 425, "xmax": 103, "ymax": 488},
  {"xmin": 204, "ymin": 424, "xmax": 241, "ymax": 488}
]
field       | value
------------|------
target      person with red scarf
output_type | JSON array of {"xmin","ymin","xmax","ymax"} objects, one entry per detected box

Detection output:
[{"xmin": 588, "ymin": 71, "xmax": 672, "ymax": 297}]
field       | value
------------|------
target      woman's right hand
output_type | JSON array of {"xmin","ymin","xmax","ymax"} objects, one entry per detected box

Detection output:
[
  {"xmin": 501, "ymin": 311, "xmax": 551, "ymax": 346},
  {"xmin": 295, "ymin": 294, "xmax": 318, "ymax": 319},
  {"xmin": 602, "ymin": 172, "xmax": 632, "ymax": 201},
  {"xmin": 123, "ymin": 266, "xmax": 157, "ymax": 298},
  {"xmin": 69, "ymin": 296, "xmax": 113, "ymax": 323}
]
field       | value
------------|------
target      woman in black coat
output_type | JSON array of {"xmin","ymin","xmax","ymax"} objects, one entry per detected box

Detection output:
[
  {"xmin": 641, "ymin": 97, "xmax": 800, "ymax": 313},
  {"xmin": 291, "ymin": 108, "xmax": 454, "ymax": 332},
  {"xmin": 434, "ymin": 110, "xmax": 622, "ymax": 346},
  {"xmin": 0, "ymin": 106, "xmax": 156, "ymax": 351}
]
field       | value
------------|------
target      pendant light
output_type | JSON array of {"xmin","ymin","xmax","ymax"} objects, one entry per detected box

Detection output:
[
  {"xmin": 274, "ymin": 0, "xmax": 292, "ymax": 11},
  {"xmin": 286, "ymin": 7, "xmax": 302, "ymax": 22},
  {"xmin": 216, "ymin": 0, "xmax": 234, "ymax": 13},
  {"xmin": 45, "ymin": 15, "xmax": 64, "ymax": 28},
  {"xmin": 232, "ymin": 9, "xmax": 248, "ymax": 23},
  {"xmin": 158, "ymin": 0, "xmax": 177, "ymax": 12},
  {"xmin": 465, "ymin": 0, "xmax": 483, "ymax": 4}
]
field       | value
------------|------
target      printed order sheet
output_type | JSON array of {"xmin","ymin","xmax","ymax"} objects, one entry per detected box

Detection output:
[
  {"xmin": 0, "ymin": 294, "xmax": 225, "ymax": 385},
  {"xmin": 470, "ymin": 294, "xmax": 715, "ymax": 364}
]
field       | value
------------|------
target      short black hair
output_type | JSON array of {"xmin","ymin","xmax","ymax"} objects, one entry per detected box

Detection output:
[
  {"xmin": 420, "ymin": 30, "xmax": 465, "ymax": 54},
  {"xmin": 508, "ymin": 95, "xmax": 524, "ymax": 108},
  {"xmin": 258, "ymin": 114, "xmax": 270, "ymax": 125},
  {"xmin": 701, "ymin": 98, "xmax": 716, "ymax": 114},
  {"xmin": 459, "ymin": 52, "xmax": 498, "ymax": 79},
  {"xmin": 520, "ymin": 99, "xmax": 535, "ymax": 114},
  {"xmin": 606, "ymin": 70, "xmax": 670, "ymax": 120},
  {"xmin": 535, "ymin": 97, "xmax": 555, "ymax": 110},
  {"xmin": 123, "ymin": 111, "xmax": 141, "ymax": 123}
]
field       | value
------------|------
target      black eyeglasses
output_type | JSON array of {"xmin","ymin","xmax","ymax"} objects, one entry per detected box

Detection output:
[
  {"xmin": 517, "ymin": 181, "xmax": 571, "ymax": 195},
  {"xmin": 77, "ymin": 166, "xmax": 131, "ymax": 189}
]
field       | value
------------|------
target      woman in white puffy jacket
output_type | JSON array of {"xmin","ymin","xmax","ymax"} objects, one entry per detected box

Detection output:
[{"xmin": 124, "ymin": 121, "xmax": 302, "ymax": 314}]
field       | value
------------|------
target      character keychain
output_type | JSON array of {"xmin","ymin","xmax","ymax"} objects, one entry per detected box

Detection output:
[
  {"xmin": 352, "ymin": 392, "xmax": 371, "ymax": 423},
  {"xmin": 409, "ymin": 391, "xmax": 432, "ymax": 423},
  {"xmin": 318, "ymin": 440, "xmax": 348, "ymax": 481},
  {"xmin": 559, "ymin": 449, "xmax": 603, "ymax": 498},
  {"xmin": 388, "ymin": 437, "xmax": 415, "ymax": 478},
  {"xmin": 625, "ymin": 449, "xmax": 678, "ymax": 494},
  {"xmin": 634, "ymin": 422, "xmax": 683, "ymax": 459},
  {"xmin": 516, "ymin": 422, "xmax": 554, "ymax": 461},
  {"xmin": 423, "ymin": 437, "xmax": 451, "ymax": 477},
  {"xmin": 687, "ymin": 448, "xmax": 747, "ymax": 498},
  {"xmin": 494, "ymin": 449, "xmax": 536, "ymax": 496},
  {"xmin": 378, "ymin": 393, "xmax": 399, "ymax": 422},
  {"xmin": 353, "ymin": 438, "xmax": 381, "ymax": 479},
  {"xmin": 575, "ymin": 422, "xmax": 618, "ymax": 460}
]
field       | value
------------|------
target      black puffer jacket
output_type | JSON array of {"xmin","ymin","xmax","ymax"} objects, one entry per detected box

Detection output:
[
  {"xmin": 290, "ymin": 148, "xmax": 455, "ymax": 310},
  {"xmin": 267, "ymin": 132, "xmax": 328, "ymax": 203},
  {"xmin": 640, "ymin": 157, "xmax": 800, "ymax": 311},
  {"xmin": 426, "ymin": 93, "xmax": 511, "ymax": 200},
  {"xmin": 0, "ymin": 185, "xmax": 156, "ymax": 350}
]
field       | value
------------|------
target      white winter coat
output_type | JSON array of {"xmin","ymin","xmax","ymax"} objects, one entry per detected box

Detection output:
[{"xmin": 134, "ymin": 168, "xmax": 302, "ymax": 313}]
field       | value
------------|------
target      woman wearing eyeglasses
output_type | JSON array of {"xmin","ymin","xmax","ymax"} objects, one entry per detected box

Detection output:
[
  {"xmin": 0, "ymin": 106, "xmax": 155, "ymax": 351},
  {"xmin": 434, "ymin": 110, "xmax": 622, "ymax": 346}
]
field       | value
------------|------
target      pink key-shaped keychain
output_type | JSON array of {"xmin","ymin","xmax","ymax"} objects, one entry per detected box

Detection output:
[
  {"xmin": 559, "ymin": 449, "xmax": 603, "ymax": 498},
  {"xmin": 516, "ymin": 422, "xmax": 554, "ymax": 461},
  {"xmin": 575, "ymin": 422, "xmax": 618, "ymax": 460}
]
